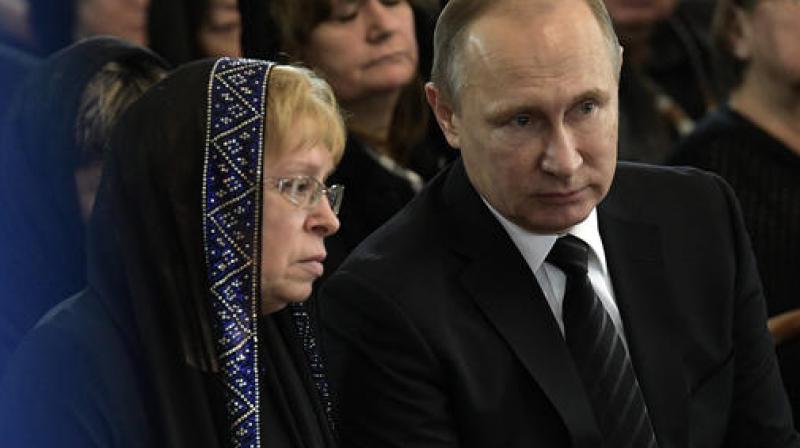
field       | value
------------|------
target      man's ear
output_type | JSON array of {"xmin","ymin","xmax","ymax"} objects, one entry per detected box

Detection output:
[{"xmin": 425, "ymin": 82, "xmax": 461, "ymax": 150}]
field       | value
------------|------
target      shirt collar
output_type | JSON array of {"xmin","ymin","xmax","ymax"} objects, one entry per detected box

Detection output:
[{"xmin": 482, "ymin": 198, "xmax": 608, "ymax": 275}]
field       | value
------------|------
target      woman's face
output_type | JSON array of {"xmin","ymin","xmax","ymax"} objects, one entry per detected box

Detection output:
[
  {"xmin": 260, "ymin": 120, "xmax": 340, "ymax": 315},
  {"xmin": 734, "ymin": 0, "xmax": 800, "ymax": 87},
  {"xmin": 197, "ymin": 0, "xmax": 242, "ymax": 57},
  {"xmin": 300, "ymin": 0, "xmax": 418, "ymax": 103}
]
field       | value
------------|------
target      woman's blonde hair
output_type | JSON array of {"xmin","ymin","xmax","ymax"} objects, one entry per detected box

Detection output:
[{"xmin": 266, "ymin": 64, "xmax": 346, "ymax": 164}]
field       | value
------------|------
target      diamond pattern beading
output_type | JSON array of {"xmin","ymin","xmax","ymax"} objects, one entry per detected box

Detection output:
[{"xmin": 203, "ymin": 57, "xmax": 271, "ymax": 448}]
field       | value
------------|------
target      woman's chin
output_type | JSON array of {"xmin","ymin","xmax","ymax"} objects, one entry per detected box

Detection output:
[{"xmin": 260, "ymin": 284, "xmax": 313, "ymax": 315}]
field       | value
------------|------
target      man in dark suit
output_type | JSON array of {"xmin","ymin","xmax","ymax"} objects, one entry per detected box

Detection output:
[{"xmin": 319, "ymin": 0, "xmax": 800, "ymax": 446}]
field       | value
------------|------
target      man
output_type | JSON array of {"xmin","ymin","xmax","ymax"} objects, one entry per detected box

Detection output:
[{"xmin": 319, "ymin": 0, "xmax": 799, "ymax": 446}]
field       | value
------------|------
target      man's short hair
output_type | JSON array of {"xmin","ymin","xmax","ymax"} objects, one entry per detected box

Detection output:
[{"xmin": 430, "ymin": 0, "xmax": 621, "ymax": 108}]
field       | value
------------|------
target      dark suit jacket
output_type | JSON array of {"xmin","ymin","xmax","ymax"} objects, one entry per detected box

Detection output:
[{"xmin": 320, "ymin": 159, "xmax": 799, "ymax": 448}]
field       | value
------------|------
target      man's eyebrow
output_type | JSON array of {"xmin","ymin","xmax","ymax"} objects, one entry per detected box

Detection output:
[
  {"xmin": 488, "ymin": 87, "xmax": 611, "ymax": 116},
  {"xmin": 574, "ymin": 88, "xmax": 610, "ymax": 102}
]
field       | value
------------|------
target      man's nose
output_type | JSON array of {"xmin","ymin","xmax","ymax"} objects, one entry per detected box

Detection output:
[{"xmin": 540, "ymin": 123, "xmax": 582, "ymax": 178}]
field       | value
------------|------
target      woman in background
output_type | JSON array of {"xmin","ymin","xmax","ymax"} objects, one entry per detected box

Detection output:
[
  {"xmin": 670, "ymin": 0, "xmax": 800, "ymax": 427},
  {"xmin": 1, "ymin": 58, "xmax": 344, "ymax": 447}
]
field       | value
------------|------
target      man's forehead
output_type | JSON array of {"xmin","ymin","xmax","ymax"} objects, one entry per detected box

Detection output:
[{"xmin": 459, "ymin": 4, "xmax": 611, "ymax": 83}]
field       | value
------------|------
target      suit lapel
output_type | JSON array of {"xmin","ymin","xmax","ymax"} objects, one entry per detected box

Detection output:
[
  {"xmin": 442, "ymin": 161, "xmax": 601, "ymax": 447},
  {"xmin": 599, "ymin": 200, "xmax": 688, "ymax": 448}
]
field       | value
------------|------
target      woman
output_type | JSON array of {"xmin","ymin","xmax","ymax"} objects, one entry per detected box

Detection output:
[
  {"xmin": 1, "ymin": 58, "xmax": 345, "ymax": 447},
  {"xmin": 0, "ymin": 36, "xmax": 168, "ymax": 375},
  {"xmin": 241, "ymin": 0, "xmax": 448, "ymax": 276},
  {"xmin": 669, "ymin": 0, "xmax": 800, "ymax": 427}
]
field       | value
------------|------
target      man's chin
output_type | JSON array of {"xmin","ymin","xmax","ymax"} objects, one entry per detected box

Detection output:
[{"xmin": 516, "ymin": 208, "xmax": 592, "ymax": 234}]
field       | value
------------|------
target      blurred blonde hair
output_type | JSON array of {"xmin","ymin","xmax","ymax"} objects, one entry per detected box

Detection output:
[
  {"xmin": 77, "ymin": 59, "xmax": 167, "ymax": 165},
  {"xmin": 267, "ymin": 64, "xmax": 346, "ymax": 164}
]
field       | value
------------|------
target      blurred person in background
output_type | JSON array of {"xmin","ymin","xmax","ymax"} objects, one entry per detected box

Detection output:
[
  {"xmin": 0, "ymin": 0, "xmax": 34, "ymax": 50},
  {"xmin": 148, "ymin": 0, "xmax": 241, "ymax": 65},
  {"xmin": 0, "ymin": 36, "xmax": 168, "ymax": 375},
  {"xmin": 25, "ymin": 0, "xmax": 149, "ymax": 55},
  {"xmin": 670, "ymin": 0, "xmax": 800, "ymax": 428},
  {"xmin": 606, "ymin": 0, "xmax": 722, "ymax": 163}
]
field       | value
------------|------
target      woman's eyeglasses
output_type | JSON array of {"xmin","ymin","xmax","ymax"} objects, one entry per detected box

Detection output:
[{"xmin": 265, "ymin": 176, "xmax": 344, "ymax": 215}]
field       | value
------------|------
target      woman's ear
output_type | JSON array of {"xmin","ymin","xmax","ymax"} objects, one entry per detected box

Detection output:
[{"xmin": 729, "ymin": 7, "xmax": 754, "ymax": 61}]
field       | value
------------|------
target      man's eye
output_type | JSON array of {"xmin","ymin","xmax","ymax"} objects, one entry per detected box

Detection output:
[
  {"xmin": 579, "ymin": 101, "xmax": 597, "ymax": 115},
  {"xmin": 512, "ymin": 115, "xmax": 531, "ymax": 127}
]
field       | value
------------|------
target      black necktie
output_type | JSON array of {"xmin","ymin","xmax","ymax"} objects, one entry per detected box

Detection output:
[{"xmin": 547, "ymin": 235, "xmax": 658, "ymax": 447}]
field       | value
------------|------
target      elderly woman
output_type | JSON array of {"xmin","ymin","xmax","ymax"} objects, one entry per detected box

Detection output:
[
  {"xmin": 0, "ymin": 58, "xmax": 345, "ymax": 448},
  {"xmin": 670, "ymin": 0, "xmax": 800, "ymax": 428}
]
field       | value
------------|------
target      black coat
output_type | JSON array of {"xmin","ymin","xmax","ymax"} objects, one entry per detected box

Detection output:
[{"xmin": 320, "ymin": 159, "xmax": 798, "ymax": 447}]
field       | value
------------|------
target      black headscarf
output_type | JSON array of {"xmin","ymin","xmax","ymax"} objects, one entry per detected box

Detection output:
[
  {"xmin": 0, "ymin": 36, "xmax": 168, "ymax": 374},
  {"xmin": 84, "ymin": 57, "xmax": 336, "ymax": 447}
]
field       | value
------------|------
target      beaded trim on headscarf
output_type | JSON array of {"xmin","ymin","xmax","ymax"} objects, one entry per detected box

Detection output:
[
  {"xmin": 289, "ymin": 302, "xmax": 337, "ymax": 431},
  {"xmin": 202, "ymin": 57, "xmax": 273, "ymax": 448}
]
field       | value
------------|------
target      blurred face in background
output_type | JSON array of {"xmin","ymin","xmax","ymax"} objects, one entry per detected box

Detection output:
[
  {"xmin": 300, "ymin": 0, "xmax": 418, "ymax": 103},
  {"xmin": 197, "ymin": 0, "xmax": 242, "ymax": 57},
  {"xmin": 731, "ymin": 0, "xmax": 800, "ymax": 87},
  {"xmin": 75, "ymin": 0, "xmax": 150, "ymax": 45}
]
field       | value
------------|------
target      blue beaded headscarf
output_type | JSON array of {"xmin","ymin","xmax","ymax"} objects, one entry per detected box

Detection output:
[{"xmin": 202, "ymin": 57, "xmax": 335, "ymax": 448}]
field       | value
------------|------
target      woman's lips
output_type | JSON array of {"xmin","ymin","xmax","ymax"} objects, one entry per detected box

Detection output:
[
  {"xmin": 298, "ymin": 255, "xmax": 326, "ymax": 277},
  {"xmin": 365, "ymin": 51, "xmax": 408, "ymax": 68}
]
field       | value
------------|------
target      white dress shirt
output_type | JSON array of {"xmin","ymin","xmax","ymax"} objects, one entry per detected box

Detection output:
[{"xmin": 483, "ymin": 201, "xmax": 627, "ymax": 343}]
